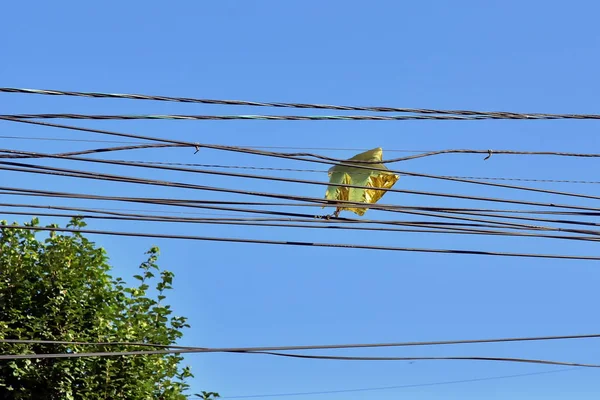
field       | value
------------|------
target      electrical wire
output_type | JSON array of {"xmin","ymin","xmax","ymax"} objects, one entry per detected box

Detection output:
[
  {"xmin": 7, "ymin": 112, "xmax": 600, "ymax": 121},
  {"xmin": 0, "ymin": 135, "xmax": 431, "ymax": 153},
  {"xmin": 9, "ymin": 144, "xmax": 600, "ymax": 211},
  {"xmin": 0, "ymin": 345, "xmax": 598, "ymax": 368},
  {"xmin": 6, "ymin": 148, "xmax": 600, "ymax": 214},
  {"xmin": 4, "ymin": 183, "xmax": 600, "ymax": 217},
  {"xmin": 5, "ymin": 159, "xmax": 600, "ymax": 237},
  {"xmin": 5, "ymin": 118, "xmax": 600, "ymax": 230},
  {"xmin": 5, "ymin": 117, "xmax": 600, "ymax": 213},
  {"xmin": 4, "ymin": 207, "xmax": 599, "ymax": 242},
  {"xmin": 0, "ymin": 143, "xmax": 188, "ymax": 160},
  {"xmin": 7, "ymin": 162, "xmax": 600, "ymax": 238},
  {"xmin": 3, "ymin": 335, "xmax": 600, "ymax": 368},
  {"xmin": 0, "ymin": 186, "xmax": 545, "ymax": 230},
  {"xmin": 7, "ymin": 142, "xmax": 600, "ymax": 178},
  {"xmin": 8, "ymin": 186, "xmax": 600, "ymax": 238},
  {"xmin": 2, "ymin": 223, "xmax": 600, "ymax": 260},
  {"xmin": 6, "ymin": 188, "xmax": 600, "ymax": 240},
  {"xmin": 2, "ymin": 87, "xmax": 599, "ymax": 120},
  {"xmin": 0, "ymin": 206, "xmax": 521, "ymax": 231},
  {"xmin": 6, "ymin": 133, "xmax": 600, "ymax": 169},
  {"xmin": 5, "ymin": 141, "xmax": 600, "ymax": 165},
  {"xmin": 57, "ymin": 158, "xmax": 600, "ymax": 185},
  {"xmin": 216, "ymin": 368, "xmax": 576, "ymax": 398},
  {"xmin": 5, "ymin": 332, "xmax": 600, "ymax": 351},
  {"xmin": 8, "ymin": 144, "xmax": 600, "ymax": 231}
]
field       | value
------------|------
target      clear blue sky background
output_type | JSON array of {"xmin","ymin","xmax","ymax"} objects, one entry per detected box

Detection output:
[{"xmin": 2, "ymin": 1, "xmax": 600, "ymax": 398}]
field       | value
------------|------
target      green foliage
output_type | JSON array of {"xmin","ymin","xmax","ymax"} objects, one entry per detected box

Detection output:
[
  {"xmin": 0, "ymin": 218, "xmax": 215, "ymax": 399},
  {"xmin": 194, "ymin": 392, "xmax": 220, "ymax": 399}
]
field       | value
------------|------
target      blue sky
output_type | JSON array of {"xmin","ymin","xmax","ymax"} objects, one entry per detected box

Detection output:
[{"xmin": 2, "ymin": 1, "xmax": 600, "ymax": 398}]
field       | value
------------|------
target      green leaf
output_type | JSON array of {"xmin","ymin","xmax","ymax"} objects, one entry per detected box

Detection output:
[{"xmin": 0, "ymin": 219, "xmax": 215, "ymax": 399}]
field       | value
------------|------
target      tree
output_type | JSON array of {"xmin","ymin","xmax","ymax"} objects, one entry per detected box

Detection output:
[{"xmin": 0, "ymin": 218, "xmax": 217, "ymax": 399}]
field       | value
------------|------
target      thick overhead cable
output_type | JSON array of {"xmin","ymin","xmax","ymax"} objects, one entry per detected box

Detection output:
[
  {"xmin": 5, "ymin": 113, "xmax": 600, "ymax": 121},
  {"xmin": 4, "ymin": 183, "xmax": 600, "ymax": 217},
  {"xmin": 2, "ymin": 224, "xmax": 600, "ymax": 261},
  {"xmin": 4, "ymin": 117, "xmax": 600, "ymax": 209},
  {"xmin": 4, "ymin": 160, "xmax": 600, "ymax": 237},
  {"xmin": 0, "ymin": 344, "xmax": 597, "ymax": 368},
  {"xmin": 5, "ymin": 133, "xmax": 600, "ymax": 164},
  {"xmin": 5, "ymin": 189, "xmax": 600, "ymax": 229},
  {"xmin": 2, "ymin": 87, "xmax": 599, "ymax": 120},
  {"xmin": 0, "ymin": 186, "xmax": 549, "ymax": 230},
  {"xmin": 0, "ymin": 143, "xmax": 187, "ymax": 160},
  {"xmin": 5, "ymin": 332, "xmax": 600, "ymax": 351},
  {"xmin": 5, "ymin": 190, "xmax": 600, "ymax": 238},
  {"xmin": 7, "ymin": 160, "xmax": 600, "ymax": 239},
  {"xmin": 3, "ymin": 333, "xmax": 600, "ymax": 367},
  {"xmin": 61, "ymin": 159, "xmax": 600, "ymax": 185},
  {"xmin": 4, "ymin": 148, "xmax": 600, "ymax": 213},
  {"xmin": 6, "ymin": 143, "xmax": 600, "ymax": 164},
  {"xmin": 3, "ymin": 207, "xmax": 599, "ymax": 242},
  {"xmin": 7, "ymin": 185, "xmax": 600, "ymax": 236},
  {"xmin": 5, "ymin": 118, "xmax": 600, "ymax": 217}
]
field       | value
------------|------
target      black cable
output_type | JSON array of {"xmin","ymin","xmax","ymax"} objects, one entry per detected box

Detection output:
[
  {"xmin": 6, "ymin": 133, "xmax": 600, "ymax": 171},
  {"xmin": 4, "ymin": 87, "xmax": 600, "ymax": 120},
  {"xmin": 10, "ymin": 188, "xmax": 595, "ymax": 242},
  {"xmin": 3, "ymin": 207, "xmax": 598, "ymax": 242},
  {"xmin": 216, "ymin": 368, "xmax": 575, "ymax": 398},
  {"xmin": 7, "ymin": 148, "xmax": 600, "ymax": 208},
  {"xmin": 5, "ymin": 162, "xmax": 600, "ymax": 237},
  {"xmin": 0, "ymin": 143, "xmax": 189, "ymax": 160},
  {"xmin": 1, "ymin": 187, "xmax": 541, "ymax": 232},
  {"xmin": 4, "ymin": 148, "xmax": 600, "ymax": 217},
  {"xmin": 64, "ymin": 159, "xmax": 600, "ymax": 185},
  {"xmin": 2, "ymin": 223, "xmax": 600, "ymax": 261},
  {"xmin": 5, "ymin": 332, "xmax": 600, "ymax": 352},
  {"xmin": 4, "ymin": 115, "xmax": 600, "ymax": 214},
  {"xmin": 4, "ymin": 160, "xmax": 600, "ymax": 237},
  {"xmin": 4, "ymin": 182, "xmax": 600, "ymax": 219},
  {"xmin": 7, "ymin": 112, "xmax": 600, "ymax": 121},
  {"xmin": 0, "ymin": 344, "xmax": 598, "ymax": 368}
]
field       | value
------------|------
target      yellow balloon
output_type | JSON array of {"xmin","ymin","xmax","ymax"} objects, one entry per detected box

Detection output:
[{"xmin": 324, "ymin": 147, "xmax": 399, "ymax": 216}]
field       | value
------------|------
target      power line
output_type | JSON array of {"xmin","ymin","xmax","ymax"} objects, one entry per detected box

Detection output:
[
  {"xmin": 7, "ymin": 188, "xmax": 600, "ymax": 240},
  {"xmin": 5, "ymin": 118, "xmax": 600, "ymax": 216},
  {"xmin": 6, "ymin": 332, "xmax": 600, "ymax": 351},
  {"xmin": 8, "ymin": 143, "xmax": 600, "ymax": 166},
  {"xmin": 70, "ymin": 159, "xmax": 600, "ymax": 185},
  {"xmin": 4, "ymin": 115, "xmax": 600, "ymax": 185},
  {"xmin": 6, "ymin": 117, "xmax": 600, "ymax": 212},
  {"xmin": 2, "ymin": 87, "xmax": 599, "ymax": 120},
  {"xmin": 0, "ymin": 344, "xmax": 598, "ymax": 369},
  {"xmin": 1, "ymin": 186, "xmax": 545, "ymax": 230},
  {"xmin": 6, "ymin": 112, "xmax": 600, "ymax": 121},
  {"xmin": 6, "ymin": 148, "xmax": 600, "ymax": 215},
  {"xmin": 4, "ymin": 207, "xmax": 599, "ymax": 242},
  {"xmin": 0, "ymin": 207, "xmax": 518, "ymax": 232},
  {"xmin": 7, "ymin": 161, "xmax": 600, "ymax": 238},
  {"xmin": 8, "ymin": 145, "xmax": 600, "ymax": 226},
  {"xmin": 4, "ymin": 183, "xmax": 600, "ymax": 216},
  {"xmin": 217, "ymin": 368, "xmax": 576, "ymax": 398},
  {"xmin": 5, "ymin": 141, "xmax": 600, "ymax": 185},
  {"xmin": 7, "ymin": 133, "xmax": 600, "ymax": 167},
  {"xmin": 2, "ymin": 223, "xmax": 600, "ymax": 260},
  {"xmin": 0, "ymin": 136, "xmax": 429, "ymax": 153},
  {"xmin": 5, "ymin": 159, "xmax": 600, "ymax": 236},
  {"xmin": 7, "ymin": 185, "xmax": 600, "ymax": 237},
  {"xmin": 253, "ymin": 353, "xmax": 600, "ymax": 368},
  {"xmin": 0, "ymin": 143, "xmax": 188, "ymax": 160}
]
